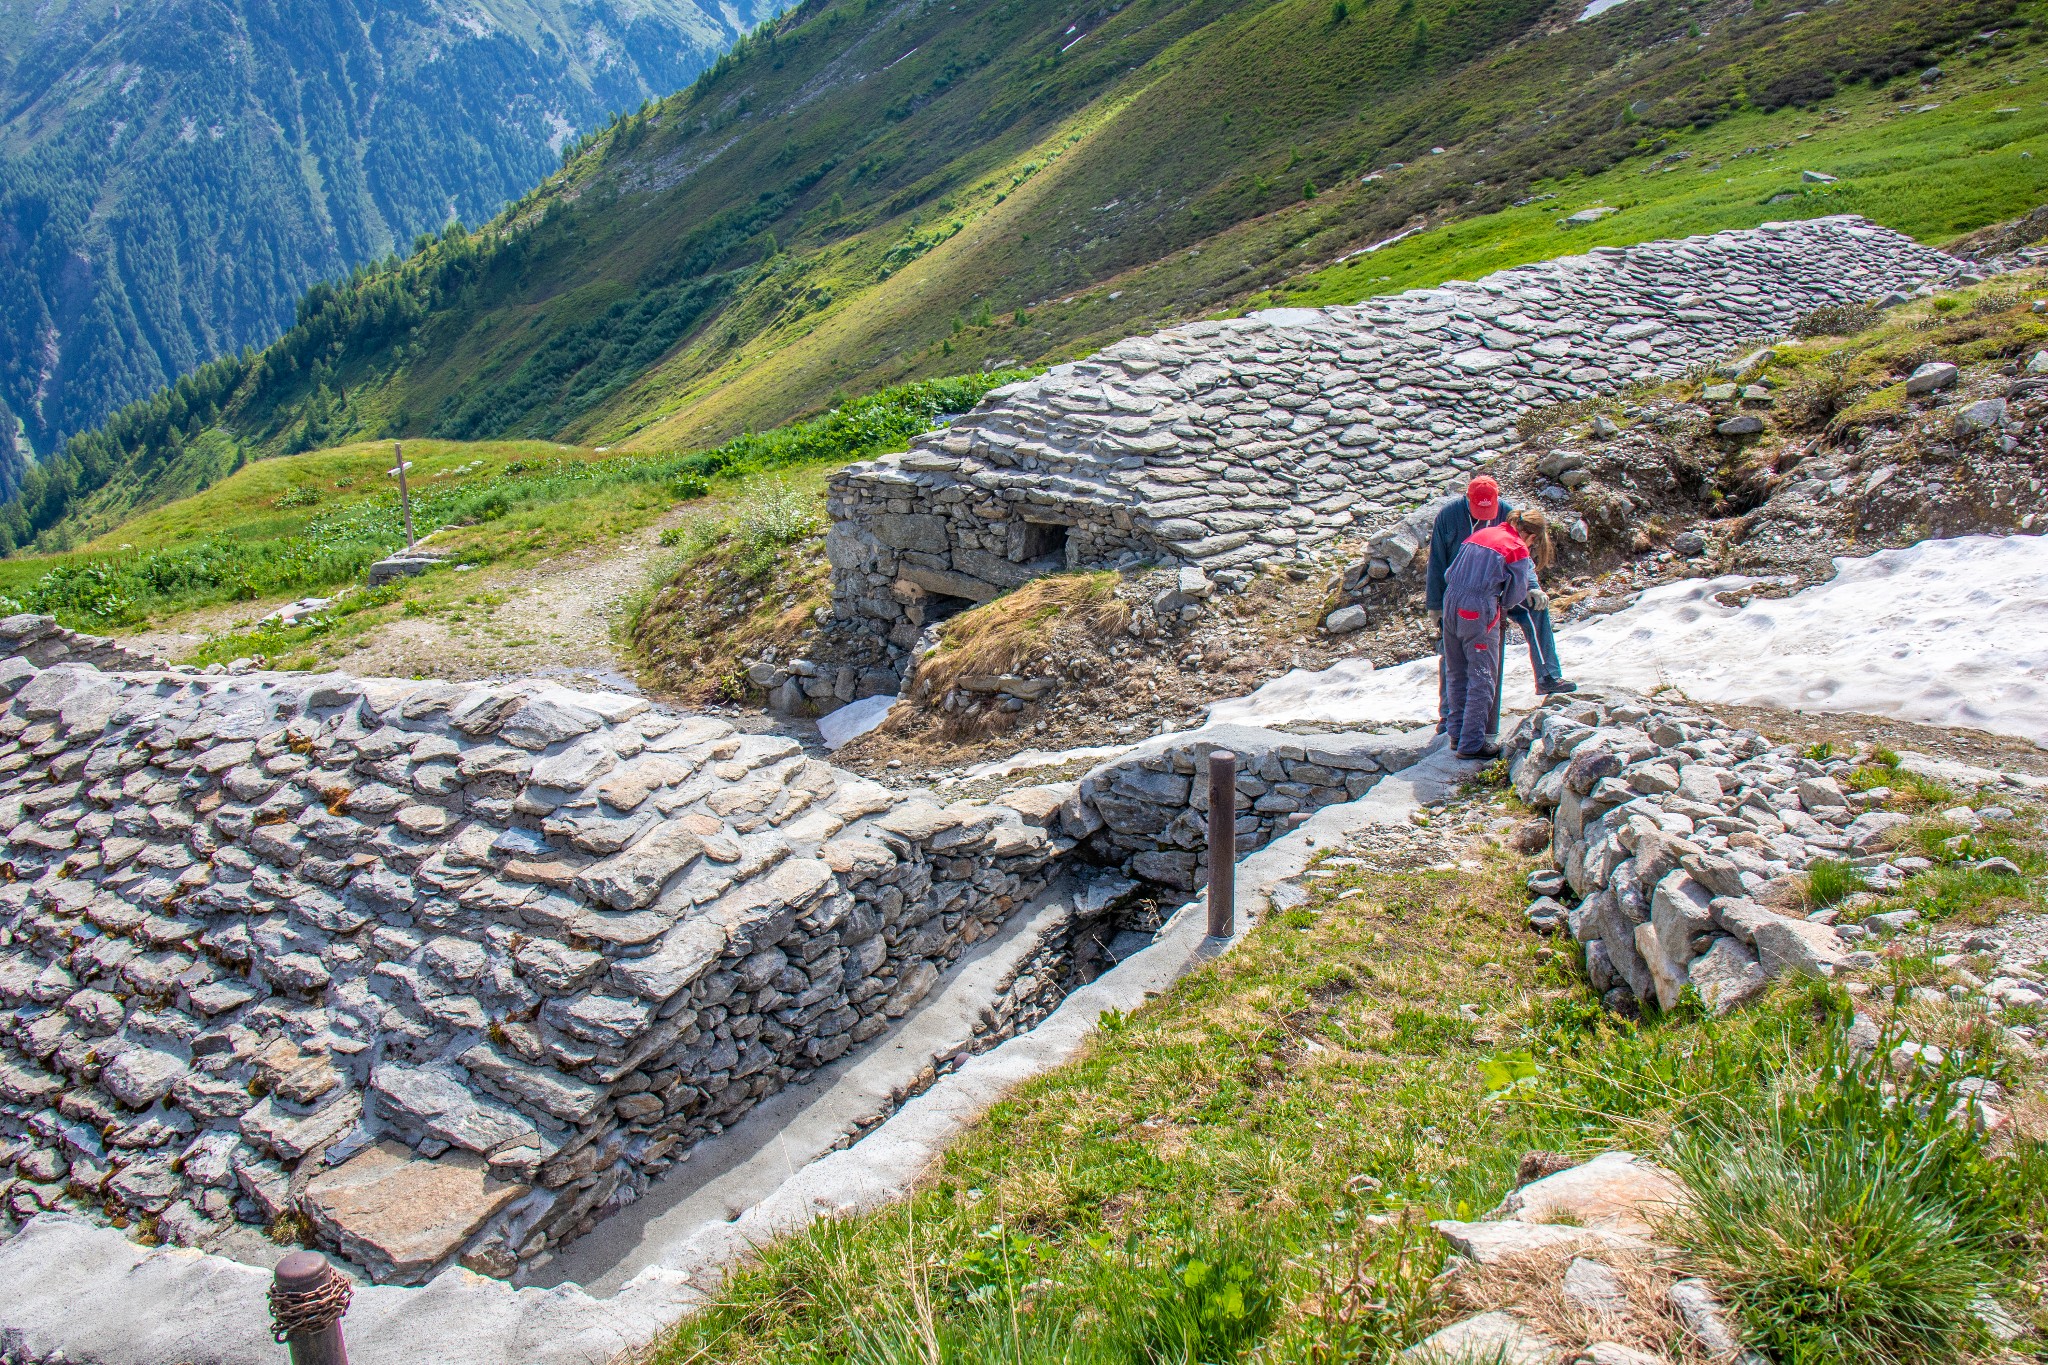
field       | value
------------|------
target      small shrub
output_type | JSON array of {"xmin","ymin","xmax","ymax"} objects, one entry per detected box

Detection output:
[
  {"xmin": 667, "ymin": 474, "xmax": 709, "ymax": 501},
  {"xmin": 1514, "ymin": 397, "xmax": 1600, "ymax": 444},
  {"xmin": 274, "ymin": 485, "xmax": 323, "ymax": 508},
  {"xmin": 1804, "ymin": 857, "xmax": 1867, "ymax": 908},
  {"xmin": 1967, "ymin": 284, "xmax": 2025, "ymax": 318},
  {"xmin": 1779, "ymin": 352, "xmax": 1863, "ymax": 431},
  {"xmin": 733, "ymin": 476, "xmax": 822, "ymax": 579},
  {"xmin": 1791, "ymin": 302, "xmax": 1881, "ymax": 338},
  {"xmin": 1669, "ymin": 1032, "xmax": 2005, "ymax": 1365}
]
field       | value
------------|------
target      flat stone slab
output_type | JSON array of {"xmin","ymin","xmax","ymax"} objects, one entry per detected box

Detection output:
[
  {"xmin": 302, "ymin": 1141, "xmax": 529, "ymax": 1285},
  {"xmin": 1491, "ymin": 1150, "xmax": 1689, "ymax": 1238},
  {"xmin": 1430, "ymin": 1218, "xmax": 1655, "ymax": 1266},
  {"xmin": 1404, "ymin": 1310, "xmax": 1563, "ymax": 1363}
]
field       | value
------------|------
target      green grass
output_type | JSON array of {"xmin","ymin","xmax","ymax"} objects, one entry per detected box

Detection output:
[
  {"xmin": 647, "ymin": 813, "xmax": 2047, "ymax": 1365},
  {"xmin": 1670, "ymin": 1028, "xmax": 2040, "ymax": 1365},
  {"xmin": 1281, "ymin": 63, "xmax": 2048, "ymax": 308},
  {"xmin": 1804, "ymin": 858, "xmax": 1870, "ymax": 909},
  {"xmin": 0, "ymin": 373, "xmax": 1018, "ymax": 634}
]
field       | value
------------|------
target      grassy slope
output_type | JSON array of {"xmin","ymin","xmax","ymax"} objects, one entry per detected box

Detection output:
[
  {"xmin": 1285, "ymin": 65, "xmax": 2048, "ymax": 305},
  {"xmin": 395, "ymin": 0, "xmax": 2048, "ymax": 456},
  {"xmin": 20, "ymin": 0, "xmax": 2034, "ymax": 549}
]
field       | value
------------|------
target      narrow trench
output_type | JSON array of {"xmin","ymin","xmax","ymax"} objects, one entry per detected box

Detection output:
[{"xmin": 826, "ymin": 875, "xmax": 1176, "ymax": 1153}]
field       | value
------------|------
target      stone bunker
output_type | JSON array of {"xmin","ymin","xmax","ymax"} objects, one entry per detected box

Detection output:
[
  {"xmin": 0, "ymin": 622, "xmax": 1069, "ymax": 1285},
  {"xmin": 825, "ymin": 216, "xmax": 1954, "ymax": 669}
]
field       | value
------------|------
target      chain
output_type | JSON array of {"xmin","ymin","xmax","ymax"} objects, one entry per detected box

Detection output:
[{"xmin": 268, "ymin": 1267, "xmax": 352, "ymax": 1342}]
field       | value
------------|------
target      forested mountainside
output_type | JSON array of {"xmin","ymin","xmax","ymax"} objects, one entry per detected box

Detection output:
[
  {"xmin": 4, "ymin": 0, "xmax": 2028, "ymax": 551},
  {"xmin": 0, "ymin": 0, "xmax": 770, "ymax": 486}
]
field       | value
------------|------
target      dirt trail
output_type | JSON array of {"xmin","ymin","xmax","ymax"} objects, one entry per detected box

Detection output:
[
  {"xmin": 336, "ymin": 515, "xmax": 689, "ymax": 690},
  {"xmin": 129, "ymin": 511, "xmax": 693, "ymax": 693}
]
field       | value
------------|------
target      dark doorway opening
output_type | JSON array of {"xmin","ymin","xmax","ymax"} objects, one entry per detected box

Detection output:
[
  {"xmin": 1015, "ymin": 520, "xmax": 1069, "ymax": 566},
  {"xmin": 921, "ymin": 591, "xmax": 976, "ymax": 627}
]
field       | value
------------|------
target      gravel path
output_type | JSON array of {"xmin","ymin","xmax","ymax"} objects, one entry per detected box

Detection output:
[{"xmin": 327, "ymin": 518, "xmax": 683, "ymax": 691}]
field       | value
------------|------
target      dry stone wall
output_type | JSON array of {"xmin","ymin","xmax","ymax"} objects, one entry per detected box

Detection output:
[
  {"xmin": 0, "ymin": 616, "xmax": 167, "ymax": 674},
  {"xmin": 1059, "ymin": 723, "xmax": 1434, "ymax": 890},
  {"xmin": 827, "ymin": 217, "xmax": 1955, "ymax": 667},
  {"xmin": 1508, "ymin": 691, "xmax": 1910, "ymax": 1015},
  {"xmin": 0, "ymin": 628, "xmax": 1064, "ymax": 1285}
]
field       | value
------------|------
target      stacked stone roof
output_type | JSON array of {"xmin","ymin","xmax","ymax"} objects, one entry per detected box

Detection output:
[{"xmin": 828, "ymin": 216, "xmax": 1955, "ymax": 626}]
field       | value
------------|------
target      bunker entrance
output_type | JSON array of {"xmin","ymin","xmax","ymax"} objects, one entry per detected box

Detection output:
[{"xmin": 1013, "ymin": 520, "xmax": 1070, "ymax": 567}]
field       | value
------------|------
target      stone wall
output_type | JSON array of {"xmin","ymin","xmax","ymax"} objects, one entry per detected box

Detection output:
[
  {"xmin": 1507, "ymin": 691, "xmax": 1909, "ymax": 1015},
  {"xmin": 825, "ymin": 217, "xmax": 1955, "ymax": 671},
  {"xmin": 0, "ymin": 615, "xmax": 168, "ymax": 673},
  {"xmin": 1059, "ymin": 723, "xmax": 1434, "ymax": 889},
  {"xmin": 0, "ymin": 645, "xmax": 1064, "ymax": 1285}
]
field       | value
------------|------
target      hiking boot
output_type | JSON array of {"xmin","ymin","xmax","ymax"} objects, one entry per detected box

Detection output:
[
  {"xmin": 1456, "ymin": 742, "xmax": 1503, "ymax": 760},
  {"xmin": 1537, "ymin": 677, "xmax": 1579, "ymax": 695}
]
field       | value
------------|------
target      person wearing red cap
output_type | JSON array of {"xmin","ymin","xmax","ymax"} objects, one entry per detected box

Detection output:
[
  {"xmin": 1439, "ymin": 518, "xmax": 1537, "ymax": 758},
  {"xmin": 1425, "ymin": 475, "xmax": 1576, "ymax": 747},
  {"xmin": 1426, "ymin": 476, "xmax": 1508, "ymax": 744}
]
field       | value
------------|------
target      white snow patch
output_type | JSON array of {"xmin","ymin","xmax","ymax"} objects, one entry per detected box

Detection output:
[
  {"xmin": 1579, "ymin": 0, "xmax": 1635, "ymax": 18},
  {"xmin": 819, "ymin": 694, "xmax": 899, "ymax": 750},
  {"xmin": 960, "ymin": 741, "xmax": 1138, "ymax": 783},
  {"xmin": 1206, "ymin": 535, "xmax": 2048, "ymax": 745}
]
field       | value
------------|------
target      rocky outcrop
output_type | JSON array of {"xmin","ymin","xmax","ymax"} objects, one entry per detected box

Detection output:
[
  {"xmin": 825, "ymin": 218, "xmax": 1955, "ymax": 670},
  {"xmin": 0, "ymin": 653, "xmax": 1062, "ymax": 1283},
  {"xmin": 1414, "ymin": 1150, "xmax": 1765, "ymax": 1365},
  {"xmin": 1060, "ymin": 723, "xmax": 1434, "ymax": 889}
]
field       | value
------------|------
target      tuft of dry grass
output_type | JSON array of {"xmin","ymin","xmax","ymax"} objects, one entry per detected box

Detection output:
[
  {"xmin": 907, "ymin": 571, "xmax": 1130, "ymax": 702},
  {"xmin": 1447, "ymin": 1243, "xmax": 1705, "ymax": 1363}
]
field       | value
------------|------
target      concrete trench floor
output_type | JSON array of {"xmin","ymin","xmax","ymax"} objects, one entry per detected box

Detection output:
[{"xmin": 0, "ymin": 733, "xmax": 1472, "ymax": 1365}]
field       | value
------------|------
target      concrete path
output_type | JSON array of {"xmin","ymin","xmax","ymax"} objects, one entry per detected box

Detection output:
[{"xmin": 0, "ymin": 735, "xmax": 1473, "ymax": 1365}]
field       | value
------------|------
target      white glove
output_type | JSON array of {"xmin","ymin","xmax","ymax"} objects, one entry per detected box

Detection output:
[{"xmin": 1527, "ymin": 586, "xmax": 1550, "ymax": 614}]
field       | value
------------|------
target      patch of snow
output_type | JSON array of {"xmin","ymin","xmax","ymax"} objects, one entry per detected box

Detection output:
[
  {"xmin": 1206, "ymin": 536, "xmax": 2048, "ymax": 745},
  {"xmin": 1579, "ymin": 0, "xmax": 1635, "ymax": 18},
  {"xmin": 961, "ymin": 741, "xmax": 1137, "ymax": 782},
  {"xmin": 819, "ymin": 694, "xmax": 898, "ymax": 750}
]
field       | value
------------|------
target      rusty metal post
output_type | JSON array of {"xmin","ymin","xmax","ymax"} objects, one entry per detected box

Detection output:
[
  {"xmin": 391, "ymin": 442, "xmax": 416, "ymax": 550},
  {"xmin": 270, "ymin": 1250, "xmax": 351, "ymax": 1365},
  {"xmin": 1206, "ymin": 749, "xmax": 1237, "ymax": 939}
]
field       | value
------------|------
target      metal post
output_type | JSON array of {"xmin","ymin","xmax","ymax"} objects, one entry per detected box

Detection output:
[
  {"xmin": 392, "ymin": 442, "xmax": 416, "ymax": 550},
  {"xmin": 1206, "ymin": 749, "xmax": 1237, "ymax": 939},
  {"xmin": 270, "ymin": 1250, "xmax": 351, "ymax": 1365}
]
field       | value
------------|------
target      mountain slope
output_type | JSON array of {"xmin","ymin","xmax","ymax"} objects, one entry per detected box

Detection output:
[
  {"xmin": 0, "ymin": 0, "xmax": 771, "ymax": 484},
  {"xmin": 4, "ymin": 0, "xmax": 2034, "ymax": 551}
]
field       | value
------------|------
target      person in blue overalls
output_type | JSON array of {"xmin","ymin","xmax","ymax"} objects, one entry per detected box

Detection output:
[
  {"xmin": 1440, "ymin": 520, "xmax": 1537, "ymax": 759},
  {"xmin": 1505, "ymin": 507, "xmax": 1576, "ymax": 698},
  {"xmin": 1427, "ymin": 478, "xmax": 1577, "ymax": 750}
]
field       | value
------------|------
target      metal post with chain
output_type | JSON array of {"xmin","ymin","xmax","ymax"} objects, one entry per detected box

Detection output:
[{"xmin": 269, "ymin": 1250, "xmax": 352, "ymax": 1365}]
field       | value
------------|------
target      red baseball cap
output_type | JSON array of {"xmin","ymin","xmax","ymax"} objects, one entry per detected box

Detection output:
[{"xmin": 1467, "ymin": 475, "xmax": 1500, "ymax": 519}]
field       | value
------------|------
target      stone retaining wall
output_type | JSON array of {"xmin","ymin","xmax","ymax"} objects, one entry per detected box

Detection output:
[
  {"xmin": 1508, "ymin": 691, "xmax": 1903, "ymax": 1014},
  {"xmin": 0, "ymin": 642, "xmax": 1064, "ymax": 1284},
  {"xmin": 1058, "ymin": 723, "xmax": 1434, "ymax": 889},
  {"xmin": 825, "ymin": 217, "xmax": 1956, "ymax": 669}
]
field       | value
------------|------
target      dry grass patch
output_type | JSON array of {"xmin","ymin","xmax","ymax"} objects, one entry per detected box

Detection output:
[{"xmin": 908, "ymin": 571, "xmax": 1130, "ymax": 700}]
